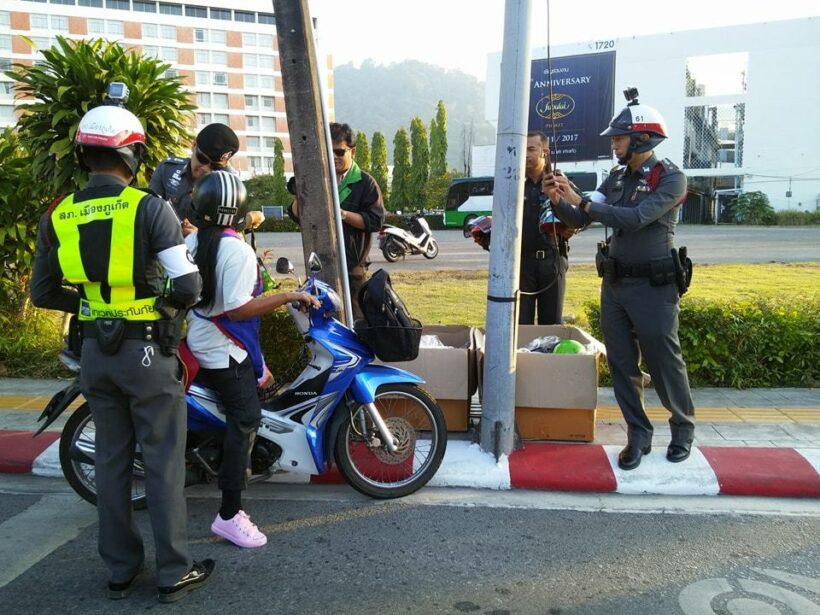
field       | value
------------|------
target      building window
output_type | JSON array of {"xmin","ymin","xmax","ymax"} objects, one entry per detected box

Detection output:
[
  {"xmin": 212, "ymin": 72, "xmax": 227, "ymax": 86},
  {"xmin": 0, "ymin": 36, "xmax": 10, "ymax": 52},
  {"xmin": 133, "ymin": 1, "xmax": 157, "ymax": 12},
  {"xmin": 243, "ymin": 54, "xmax": 257, "ymax": 69},
  {"xmin": 247, "ymin": 136, "xmax": 260, "ymax": 151},
  {"xmin": 258, "ymin": 34, "xmax": 273, "ymax": 48},
  {"xmin": 244, "ymin": 74, "xmax": 258, "ymax": 88},
  {"xmin": 142, "ymin": 23, "xmax": 158, "ymax": 39},
  {"xmin": 263, "ymin": 137, "xmax": 275, "ymax": 151},
  {"xmin": 30, "ymin": 14, "xmax": 49, "ymax": 30},
  {"xmin": 50, "ymin": 0, "xmax": 75, "ymax": 4},
  {"xmin": 686, "ymin": 52, "xmax": 748, "ymax": 97},
  {"xmin": 261, "ymin": 116, "xmax": 275, "ymax": 131},
  {"xmin": 683, "ymin": 103, "xmax": 745, "ymax": 170},
  {"xmin": 245, "ymin": 95, "xmax": 258, "ymax": 109},
  {"xmin": 212, "ymin": 93, "xmax": 228, "ymax": 108},
  {"xmin": 211, "ymin": 30, "xmax": 226, "ymax": 45},
  {"xmin": 194, "ymin": 71, "xmax": 208, "ymax": 85},
  {"xmin": 197, "ymin": 92, "xmax": 210, "ymax": 107},
  {"xmin": 0, "ymin": 105, "xmax": 15, "ymax": 123},
  {"xmin": 0, "ymin": 12, "xmax": 9, "ymax": 28},
  {"xmin": 31, "ymin": 36, "xmax": 51, "ymax": 49},
  {"xmin": 158, "ymin": 2, "xmax": 181, "ymax": 16},
  {"xmin": 261, "ymin": 96, "xmax": 274, "ymax": 110},
  {"xmin": 195, "ymin": 49, "xmax": 208, "ymax": 64},
  {"xmin": 242, "ymin": 33, "xmax": 256, "ymax": 47},
  {"xmin": 197, "ymin": 113, "xmax": 210, "ymax": 127},
  {"xmin": 235, "ymin": 11, "xmax": 255, "ymax": 23},
  {"xmin": 247, "ymin": 115, "xmax": 259, "ymax": 129},
  {"xmin": 88, "ymin": 19, "xmax": 104, "ymax": 35},
  {"xmin": 162, "ymin": 68, "xmax": 177, "ymax": 78},
  {"xmin": 0, "ymin": 58, "xmax": 12, "ymax": 71},
  {"xmin": 142, "ymin": 45, "xmax": 158, "ymax": 57},
  {"xmin": 1, "ymin": 82, "xmax": 13, "ymax": 96},
  {"xmin": 105, "ymin": 0, "xmax": 131, "ymax": 10},
  {"xmin": 213, "ymin": 113, "xmax": 228, "ymax": 124},
  {"xmin": 159, "ymin": 47, "xmax": 176, "ymax": 62},
  {"xmin": 185, "ymin": 5, "xmax": 207, "ymax": 19},
  {"xmin": 161, "ymin": 25, "xmax": 175, "ymax": 40},
  {"xmin": 250, "ymin": 156, "xmax": 261, "ymax": 169},
  {"xmin": 212, "ymin": 51, "xmax": 226, "ymax": 65},
  {"xmin": 258, "ymin": 13, "xmax": 275, "ymax": 25},
  {"xmin": 259, "ymin": 75, "xmax": 274, "ymax": 89},
  {"xmin": 79, "ymin": 0, "xmax": 104, "ymax": 6},
  {"xmin": 210, "ymin": 8, "xmax": 231, "ymax": 21},
  {"xmin": 108, "ymin": 21, "xmax": 124, "ymax": 36},
  {"xmin": 194, "ymin": 29, "xmax": 206, "ymax": 43}
]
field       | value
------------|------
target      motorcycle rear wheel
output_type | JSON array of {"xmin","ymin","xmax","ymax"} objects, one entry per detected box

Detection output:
[
  {"xmin": 382, "ymin": 237, "xmax": 403, "ymax": 263},
  {"xmin": 59, "ymin": 403, "xmax": 148, "ymax": 509},
  {"xmin": 334, "ymin": 383, "xmax": 447, "ymax": 499},
  {"xmin": 423, "ymin": 239, "xmax": 439, "ymax": 259}
]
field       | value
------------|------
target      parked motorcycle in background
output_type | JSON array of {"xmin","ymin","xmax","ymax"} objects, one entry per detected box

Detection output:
[{"xmin": 379, "ymin": 213, "xmax": 439, "ymax": 262}]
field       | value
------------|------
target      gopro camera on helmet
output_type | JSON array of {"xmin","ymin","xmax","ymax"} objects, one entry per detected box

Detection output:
[
  {"xmin": 105, "ymin": 82, "xmax": 130, "ymax": 107},
  {"xmin": 623, "ymin": 86, "xmax": 639, "ymax": 105}
]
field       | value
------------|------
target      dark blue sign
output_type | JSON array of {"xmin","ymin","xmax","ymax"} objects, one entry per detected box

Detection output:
[{"xmin": 529, "ymin": 52, "xmax": 616, "ymax": 162}]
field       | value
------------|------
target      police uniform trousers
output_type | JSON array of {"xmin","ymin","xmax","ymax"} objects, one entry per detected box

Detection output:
[
  {"xmin": 197, "ymin": 356, "xmax": 261, "ymax": 491},
  {"xmin": 600, "ymin": 277, "xmax": 696, "ymax": 448},
  {"xmin": 80, "ymin": 337, "xmax": 192, "ymax": 587},
  {"xmin": 519, "ymin": 248, "xmax": 567, "ymax": 325}
]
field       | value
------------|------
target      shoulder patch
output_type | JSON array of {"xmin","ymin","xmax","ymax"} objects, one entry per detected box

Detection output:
[{"xmin": 661, "ymin": 158, "xmax": 680, "ymax": 172}]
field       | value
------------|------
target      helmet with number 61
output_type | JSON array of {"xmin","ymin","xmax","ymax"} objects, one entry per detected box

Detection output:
[{"xmin": 601, "ymin": 87, "xmax": 668, "ymax": 155}]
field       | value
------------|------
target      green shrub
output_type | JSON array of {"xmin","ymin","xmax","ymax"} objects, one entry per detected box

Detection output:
[
  {"xmin": 0, "ymin": 307, "xmax": 67, "ymax": 378},
  {"xmin": 585, "ymin": 297, "xmax": 820, "ymax": 388},
  {"xmin": 775, "ymin": 209, "xmax": 820, "ymax": 226},
  {"xmin": 257, "ymin": 217, "xmax": 300, "ymax": 233},
  {"xmin": 729, "ymin": 191, "xmax": 777, "ymax": 225},
  {"xmin": 258, "ymin": 309, "xmax": 307, "ymax": 388}
]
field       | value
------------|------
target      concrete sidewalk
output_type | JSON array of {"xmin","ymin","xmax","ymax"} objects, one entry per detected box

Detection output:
[{"xmin": 1, "ymin": 378, "xmax": 818, "ymax": 497}]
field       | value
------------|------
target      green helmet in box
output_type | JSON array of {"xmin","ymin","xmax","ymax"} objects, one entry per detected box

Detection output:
[{"xmin": 553, "ymin": 339, "xmax": 585, "ymax": 354}]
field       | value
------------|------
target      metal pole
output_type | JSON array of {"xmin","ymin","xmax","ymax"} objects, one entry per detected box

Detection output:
[
  {"xmin": 273, "ymin": 0, "xmax": 347, "ymax": 321},
  {"xmin": 480, "ymin": 0, "xmax": 533, "ymax": 458}
]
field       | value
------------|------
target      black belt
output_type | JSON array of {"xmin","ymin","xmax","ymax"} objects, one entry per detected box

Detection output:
[
  {"xmin": 523, "ymin": 247, "xmax": 557, "ymax": 260},
  {"xmin": 81, "ymin": 320, "xmax": 158, "ymax": 341},
  {"xmin": 615, "ymin": 258, "xmax": 674, "ymax": 278}
]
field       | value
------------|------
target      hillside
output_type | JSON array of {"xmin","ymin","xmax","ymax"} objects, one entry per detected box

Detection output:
[{"xmin": 332, "ymin": 59, "xmax": 496, "ymax": 169}]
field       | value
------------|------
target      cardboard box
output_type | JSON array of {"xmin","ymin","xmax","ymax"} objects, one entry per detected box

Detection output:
[
  {"xmin": 376, "ymin": 325, "xmax": 477, "ymax": 432},
  {"xmin": 476, "ymin": 325, "xmax": 601, "ymax": 442}
]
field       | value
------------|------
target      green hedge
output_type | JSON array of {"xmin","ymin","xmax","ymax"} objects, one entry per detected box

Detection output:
[
  {"xmin": 584, "ymin": 297, "xmax": 820, "ymax": 388},
  {"xmin": 256, "ymin": 217, "xmax": 300, "ymax": 233},
  {"xmin": 774, "ymin": 210, "xmax": 820, "ymax": 226}
]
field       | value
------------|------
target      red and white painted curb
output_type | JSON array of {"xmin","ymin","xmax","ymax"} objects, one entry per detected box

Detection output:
[{"xmin": 4, "ymin": 434, "xmax": 819, "ymax": 498}]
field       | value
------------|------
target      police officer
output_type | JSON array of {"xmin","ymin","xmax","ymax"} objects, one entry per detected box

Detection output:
[
  {"xmin": 519, "ymin": 131, "xmax": 573, "ymax": 325},
  {"xmin": 149, "ymin": 122, "xmax": 240, "ymax": 231},
  {"xmin": 30, "ymin": 104, "xmax": 214, "ymax": 601},
  {"xmin": 546, "ymin": 88, "xmax": 696, "ymax": 470}
]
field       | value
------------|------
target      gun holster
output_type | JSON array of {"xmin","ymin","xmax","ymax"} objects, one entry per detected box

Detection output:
[
  {"xmin": 94, "ymin": 319, "xmax": 126, "ymax": 356},
  {"xmin": 595, "ymin": 241, "xmax": 615, "ymax": 282},
  {"xmin": 154, "ymin": 296, "xmax": 184, "ymax": 356},
  {"xmin": 671, "ymin": 247, "xmax": 693, "ymax": 296}
]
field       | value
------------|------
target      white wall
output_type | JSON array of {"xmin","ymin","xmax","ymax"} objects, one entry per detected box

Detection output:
[{"xmin": 479, "ymin": 17, "xmax": 820, "ymax": 212}]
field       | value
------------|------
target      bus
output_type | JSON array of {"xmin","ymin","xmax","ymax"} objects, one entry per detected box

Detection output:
[{"xmin": 443, "ymin": 172, "xmax": 599, "ymax": 236}]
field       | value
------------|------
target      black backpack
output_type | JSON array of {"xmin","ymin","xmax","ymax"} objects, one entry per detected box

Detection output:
[{"xmin": 354, "ymin": 269, "xmax": 422, "ymax": 362}]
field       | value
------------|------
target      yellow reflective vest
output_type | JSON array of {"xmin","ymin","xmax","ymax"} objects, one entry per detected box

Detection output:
[{"xmin": 51, "ymin": 186, "xmax": 163, "ymax": 321}]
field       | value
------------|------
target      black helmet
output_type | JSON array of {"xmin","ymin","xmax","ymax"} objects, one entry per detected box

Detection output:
[
  {"xmin": 601, "ymin": 87, "xmax": 668, "ymax": 154},
  {"xmin": 191, "ymin": 170, "xmax": 248, "ymax": 229}
]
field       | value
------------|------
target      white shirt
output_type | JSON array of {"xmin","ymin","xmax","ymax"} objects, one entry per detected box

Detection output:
[{"xmin": 185, "ymin": 232, "xmax": 257, "ymax": 369}]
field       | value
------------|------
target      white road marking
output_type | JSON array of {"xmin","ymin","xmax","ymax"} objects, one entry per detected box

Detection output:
[
  {"xmin": 604, "ymin": 445, "xmax": 721, "ymax": 495},
  {"xmin": 796, "ymin": 448, "xmax": 820, "ymax": 475},
  {"xmin": 0, "ymin": 493, "xmax": 95, "ymax": 589}
]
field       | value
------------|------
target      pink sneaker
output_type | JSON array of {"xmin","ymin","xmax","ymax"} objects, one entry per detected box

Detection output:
[{"xmin": 211, "ymin": 510, "xmax": 267, "ymax": 548}]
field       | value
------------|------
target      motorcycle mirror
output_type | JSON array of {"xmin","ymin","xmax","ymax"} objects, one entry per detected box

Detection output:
[
  {"xmin": 307, "ymin": 252, "xmax": 322, "ymax": 274},
  {"xmin": 275, "ymin": 257, "xmax": 293, "ymax": 274}
]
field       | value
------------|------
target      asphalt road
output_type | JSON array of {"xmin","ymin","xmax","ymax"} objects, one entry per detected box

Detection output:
[
  {"xmin": 1, "ymin": 477, "xmax": 818, "ymax": 614},
  {"xmin": 256, "ymin": 225, "xmax": 820, "ymax": 275}
]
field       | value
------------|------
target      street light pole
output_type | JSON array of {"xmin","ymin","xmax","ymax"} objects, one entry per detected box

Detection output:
[{"xmin": 480, "ymin": 0, "xmax": 533, "ymax": 459}]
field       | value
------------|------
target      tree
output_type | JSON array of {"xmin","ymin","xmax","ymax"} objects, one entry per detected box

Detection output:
[
  {"xmin": 430, "ymin": 100, "xmax": 448, "ymax": 177},
  {"xmin": 391, "ymin": 128, "xmax": 411, "ymax": 212},
  {"xmin": 9, "ymin": 36, "xmax": 195, "ymax": 195},
  {"xmin": 271, "ymin": 137, "xmax": 290, "ymax": 207},
  {"xmin": 370, "ymin": 131, "xmax": 390, "ymax": 209},
  {"xmin": 355, "ymin": 130, "xmax": 371, "ymax": 172},
  {"xmin": 244, "ymin": 174, "xmax": 275, "ymax": 212},
  {"xmin": 730, "ymin": 191, "xmax": 777, "ymax": 225},
  {"xmin": 409, "ymin": 117, "xmax": 429, "ymax": 209}
]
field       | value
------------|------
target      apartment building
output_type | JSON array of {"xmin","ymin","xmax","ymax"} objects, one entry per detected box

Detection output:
[{"xmin": 0, "ymin": 0, "xmax": 334, "ymax": 176}]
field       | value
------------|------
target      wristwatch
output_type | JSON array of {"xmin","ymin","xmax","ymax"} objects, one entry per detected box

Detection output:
[{"xmin": 578, "ymin": 197, "xmax": 591, "ymax": 213}]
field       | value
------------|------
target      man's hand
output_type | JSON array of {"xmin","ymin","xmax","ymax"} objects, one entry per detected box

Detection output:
[
  {"xmin": 181, "ymin": 218, "xmax": 197, "ymax": 237},
  {"xmin": 290, "ymin": 291, "xmax": 321, "ymax": 312},
  {"xmin": 542, "ymin": 172, "xmax": 582, "ymax": 207}
]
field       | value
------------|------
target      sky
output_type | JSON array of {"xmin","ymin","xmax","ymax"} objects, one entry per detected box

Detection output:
[{"xmin": 308, "ymin": 0, "xmax": 819, "ymax": 81}]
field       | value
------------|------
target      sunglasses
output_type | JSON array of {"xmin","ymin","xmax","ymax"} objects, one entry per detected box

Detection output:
[
  {"xmin": 332, "ymin": 147, "xmax": 353, "ymax": 158},
  {"xmin": 194, "ymin": 146, "xmax": 228, "ymax": 170}
]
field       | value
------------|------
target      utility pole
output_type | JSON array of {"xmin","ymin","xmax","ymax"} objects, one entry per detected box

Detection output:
[
  {"xmin": 480, "ymin": 0, "xmax": 533, "ymax": 459},
  {"xmin": 273, "ymin": 0, "xmax": 349, "ymax": 321}
]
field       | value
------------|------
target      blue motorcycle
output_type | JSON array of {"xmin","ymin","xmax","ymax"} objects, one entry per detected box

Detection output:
[{"xmin": 37, "ymin": 254, "xmax": 447, "ymax": 505}]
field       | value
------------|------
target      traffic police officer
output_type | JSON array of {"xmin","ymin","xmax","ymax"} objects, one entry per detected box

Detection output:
[
  {"xmin": 30, "ymin": 103, "xmax": 214, "ymax": 601},
  {"xmin": 545, "ymin": 88, "xmax": 696, "ymax": 470},
  {"xmin": 149, "ymin": 122, "xmax": 240, "ymax": 228}
]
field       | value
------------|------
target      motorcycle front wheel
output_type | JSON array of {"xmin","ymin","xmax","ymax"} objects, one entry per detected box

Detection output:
[
  {"xmin": 423, "ymin": 239, "xmax": 439, "ymax": 259},
  {"xmin": 59, "ymin": 403, "xmax": 148, "ymax": 509},
  {"xmin": 382, "ymin": 237, "xmax": 403, "ymax": 263},
  {"xmin": 335, "ymin": 383, "xmax": 447, "ymax": 499}
]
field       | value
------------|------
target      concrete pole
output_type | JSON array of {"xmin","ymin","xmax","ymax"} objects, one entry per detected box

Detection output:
[
  {"xmin": 273, "ymin": 0, "xmax": 347, "ymax": 321},
  {"xmin": 480, "ymin": 0, "xmax": 533, "ymax": 459}
]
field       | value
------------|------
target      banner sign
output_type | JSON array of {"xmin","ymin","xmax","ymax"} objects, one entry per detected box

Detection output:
[{"xmin": 528, "ymin": 51, "xmax": 616, "ymax": 162}]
